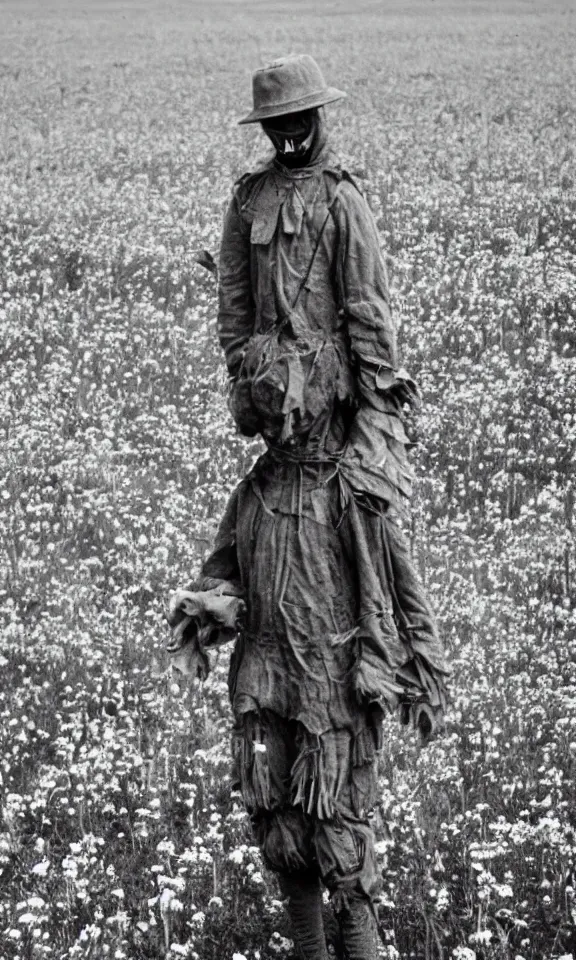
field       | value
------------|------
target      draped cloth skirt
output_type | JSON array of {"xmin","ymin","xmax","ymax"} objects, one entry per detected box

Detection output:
[{"xmin": 202, "ymin": 450, "xmax": 449, "ymax": 904}]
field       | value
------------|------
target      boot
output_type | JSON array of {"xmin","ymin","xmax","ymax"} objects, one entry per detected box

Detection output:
[{"xmin": 277, "ymin": 872, "xmax": 330, "ymax": 960}]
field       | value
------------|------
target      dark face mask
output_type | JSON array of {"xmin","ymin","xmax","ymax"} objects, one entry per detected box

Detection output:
[{"xmin": 261, "ymin": 109, "xmax": 317, "ymax": 163}]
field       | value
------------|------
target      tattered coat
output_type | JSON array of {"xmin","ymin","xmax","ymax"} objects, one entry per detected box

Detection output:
[{"xmin": 196, "ymin": 140, "xmax": 449, "ymax": 896}]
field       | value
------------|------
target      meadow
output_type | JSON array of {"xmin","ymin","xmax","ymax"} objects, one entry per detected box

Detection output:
[{"xmin": 1, "ymin": 0, "xmax": 575, "ymax": 957}]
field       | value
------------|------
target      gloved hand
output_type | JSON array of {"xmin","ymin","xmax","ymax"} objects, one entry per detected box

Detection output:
[
  {"xmin": 374, "ymin": 364, "xmax": 421, "ymax": 410},
  {"xmin": 166, "ymin": 580, "xmax": 245, "ymax": 679}
]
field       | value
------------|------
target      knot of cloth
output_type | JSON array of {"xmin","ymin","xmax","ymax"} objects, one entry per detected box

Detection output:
[
  {"xmin": 266, "ymin": 443, "xmax": 343, "ymax": 468},
  {"xmin": 230, "ymin": 332, "xmax": 353, "ymax": 446}
]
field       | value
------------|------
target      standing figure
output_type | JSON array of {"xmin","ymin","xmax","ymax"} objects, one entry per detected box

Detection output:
[{"xmin": 170, "ymin": 54, "xmax": 449, "ymax": 960}]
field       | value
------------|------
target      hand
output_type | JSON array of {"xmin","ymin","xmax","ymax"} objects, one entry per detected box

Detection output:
[
  {"xmin": 166, "ymin": 586, "xmax": 245, "ymax": 653},
  {"xmin": 375, "ymin": 365, "xmax": 421, "ymax": 409}
]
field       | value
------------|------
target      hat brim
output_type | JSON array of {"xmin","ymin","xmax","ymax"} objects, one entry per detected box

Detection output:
[{"xmin": 238, "ymin": 87, "xmax": 347, "ymax": 125}]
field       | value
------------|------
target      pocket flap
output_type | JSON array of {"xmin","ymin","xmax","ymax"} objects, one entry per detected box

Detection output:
[{"xmin": 250, "ymin": 201, "xmax": 281, "ymax": 244}]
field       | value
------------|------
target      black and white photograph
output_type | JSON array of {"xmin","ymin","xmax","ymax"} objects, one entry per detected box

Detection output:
[{"xmin": 1, "ymin": 1, "xmax": 575, "ymax": 959}]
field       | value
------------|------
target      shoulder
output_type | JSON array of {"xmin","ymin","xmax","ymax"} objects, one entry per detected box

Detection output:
[
  {"xmin": 321, "ymin": 160, "xmax": 382, "ymax": 245},
  {"xmin": 231, "ymin": 157, "xmax": 274, "ymax": 208},
  {"xmin": 322, "ymin": 148, "xmax": 363, "ymax": 195},
  {"xmin": 320, "ymin": 152, "xmax": 368, "ymax": 210}
]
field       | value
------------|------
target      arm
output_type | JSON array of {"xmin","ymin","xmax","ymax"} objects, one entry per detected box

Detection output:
[
  {"xmin": 166, "ymin": 484, "xmax": 243, "ymax": 678},
  {"xmin": 200, "ymin": 482, "xmax": 241, "ymax": 586},
  {"xmin": 336, "ymin": 178, "xmax": 398, "ymax": 372},
  {"xmin": 217, "ymin": 187, "xmax": 254, "ymax": 379},
  {"xmin": 334, "ymin": 181, "xmax": 418, "ymax": 507}
]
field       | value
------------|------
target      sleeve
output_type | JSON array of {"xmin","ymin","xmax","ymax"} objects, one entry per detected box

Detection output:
[
  {"xmin": 334, "ymin": 181, "xmax": 419, "ymax": 508},
  {"xmin": 336, "ymin": 178, "xmax": 398, "ymax": 372},
  {"xmin": 217, "ymin": 187, "xmax": 254, "ymax": 379},
  {"xmin": 165, "ymin": 485, "xmax": 243, "ymax": 679},
  {"xmin": 199, "ymin": 482, "xmax": 242, "ymax": 587}
]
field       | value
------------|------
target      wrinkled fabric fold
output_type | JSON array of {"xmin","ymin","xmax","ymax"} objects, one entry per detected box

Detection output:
[
  {"xmin": 197, "ymin": 134, "xmax": 450, "ymax": 933},
  {"xmin": 233, "ymin": 707, "xmax": 382, "ymax": 910},
  {"xmin": 203, "ymin": 454, "xmax": 448, "ymax": 733},
  {"xmin": 218, "ymin": 141, "xmax": 420, "ymax": 507}
]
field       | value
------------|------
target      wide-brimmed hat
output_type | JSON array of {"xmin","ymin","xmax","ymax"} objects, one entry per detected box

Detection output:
[{"xmin": 238, "ymin": 54, "xmax": 346, "ymax": 125}]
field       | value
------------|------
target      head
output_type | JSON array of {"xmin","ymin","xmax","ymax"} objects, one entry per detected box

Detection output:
[
  {"xmin": 238, "ymin": 54, "xmax": 346, "ymax": 164},
  {"xmin": 261, "ymin": 107, "xmax": 324, "ymax": 168}
]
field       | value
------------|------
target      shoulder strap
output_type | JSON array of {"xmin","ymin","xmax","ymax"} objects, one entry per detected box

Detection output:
[{"xmin": 291, "ymin": 180, "xmax": 344, "ymax": 310}]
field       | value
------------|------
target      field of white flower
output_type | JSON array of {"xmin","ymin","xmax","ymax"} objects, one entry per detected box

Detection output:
[{"xmin": 1, "ymin": 0, "xmax": 575, "ymax": 958}]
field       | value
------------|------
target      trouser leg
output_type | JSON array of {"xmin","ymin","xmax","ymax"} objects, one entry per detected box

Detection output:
[
  {"xmin": 314, "ymin": 812, "xmax": 382, "ymax": 960},
  {"xmin": 277, "ymin": 872, "xmax": 330, "ymax": 960},
  {"xmin": 336, "ymin": 894, "xmax": 381, "ymax": 960},
  {"xmin": 236, "ymin": 711, "xmax": 383, "ymax": 958}
]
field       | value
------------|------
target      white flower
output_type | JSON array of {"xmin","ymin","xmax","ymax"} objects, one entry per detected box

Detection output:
[
  {"xmin": 268, "ymin": 934, "xmax": 294, "ymax": 954},
  {"xmin": 31, "ymin": 859, "xmax": 50, "ymax": 876},
  {"xmin": 157, "ymin": 839, "xmax": 176, "ymax": 856},
  {"xmin": 435, "ymin": 886, "xmax": 450, "ymax": 910},
  {"xmin": 374, "ymin": 839, "xmax": 390, "ymax": 855},
  {"xmin": 469, "ymin": 929, "xmax": 492, "ymax": 945},
  {"xmin": 159, "ymin": 888, "xmax": 174, "ymax": 912},
  {"xmin": 27, "ymin": 896, "xmax": 46, "ymax": 910},
  {"xmin": 452, "ymin": 949, "xmax": 476, "ymax": 960}
]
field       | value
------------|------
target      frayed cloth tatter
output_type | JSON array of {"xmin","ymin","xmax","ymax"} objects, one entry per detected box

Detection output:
[
  {"xmin": 351, "ymin": 724, "xmax": 376, "ymax": 768},
  {"xmin": 291, "ymin": 732, "xmax": 335, "ymax": 820},
  {"xmin": 236, "ymin": 711, "xmax": 380, "ymax": 826},
  {"xmin": 253, "ymin": 809, "xmax": 312, "ymax": 875},
  {"xmin": 234, "ymin": 710, "xmax": 383, "ymax": 911},
  {"xmin": 235, "ymin": 714, "xmax": 272, "ymax": 810},
  {"xmin": 342, "ymin": 494, "xmax": 449, "ymax": 726}
]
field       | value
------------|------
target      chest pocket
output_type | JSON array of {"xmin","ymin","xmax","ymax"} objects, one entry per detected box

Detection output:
[
  {"xmin": 245, "ymin": 177, "xmax": 286, "ymax": 245},
  {"xmin": 248, "ymin": 180, "xmax": 313, "ymax": 245},
  {"xmin": 250, "ymin": 207, "xmax": 281, "ymax": 245}
]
